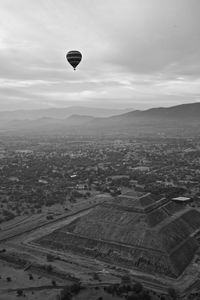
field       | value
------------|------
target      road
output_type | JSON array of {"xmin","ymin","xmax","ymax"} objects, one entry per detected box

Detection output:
[{"xmin": 0, "ymin": 201, "xmax": 103, "ymax": 243}]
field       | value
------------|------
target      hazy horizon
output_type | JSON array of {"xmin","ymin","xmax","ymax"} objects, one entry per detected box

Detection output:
[
  {"xmin": 0, "ymin": 101, "xmax": 199, "ymax": 114},
  {"xmin": 0, "ymin": 0, "xmax": 200, "ymax": 111}
]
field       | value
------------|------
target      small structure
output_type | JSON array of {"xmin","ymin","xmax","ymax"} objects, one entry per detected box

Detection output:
[
  {"xmin": 38, "ymin": 179, "xmax": 48, "ymax": 184},
  {"xmin": 133, "ymin": 166, "xmax": 150, "ymax": 172},
  {"xmin": 9, "ymin": 176, "xmax": 19, "ymax": 182},
  {"xmin": 172, "ymin": 196, "xmax": 191, "ymax": 203},
  {"xmin": 70, "ymin": 174, "xmax": 77, "ymax": 179},
  {"xmin": 76, "ymin": 184, "xmax": 85, "ymax": 190}
]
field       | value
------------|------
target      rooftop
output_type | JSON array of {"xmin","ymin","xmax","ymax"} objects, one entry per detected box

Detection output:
[{"xmin": 172, "ymin": 196, "xmax": 191, "ymax": 202}]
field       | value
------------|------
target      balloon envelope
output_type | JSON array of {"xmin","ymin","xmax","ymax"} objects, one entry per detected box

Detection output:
[{"xmin": 66, "ymin": 50, "xmax": 82, "ymax": 70}]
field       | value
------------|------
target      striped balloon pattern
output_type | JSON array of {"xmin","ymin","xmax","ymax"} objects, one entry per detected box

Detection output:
[{"xmin": 66, "ymin": 50, "xmax": 82, "ymax": 70}]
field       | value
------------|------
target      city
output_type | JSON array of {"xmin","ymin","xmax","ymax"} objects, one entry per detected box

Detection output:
[{"xmin": 0, "ymin": 135, "xmax": 200, "ymax": 299}]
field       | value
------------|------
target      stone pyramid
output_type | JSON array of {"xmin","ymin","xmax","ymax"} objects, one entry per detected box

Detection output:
[{"xmin": 36, "ymin": 192, "xmax": 200, "ymax": 278}]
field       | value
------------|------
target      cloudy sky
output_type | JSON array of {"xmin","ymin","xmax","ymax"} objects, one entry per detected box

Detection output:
[{"xmin": 0, "ymin": 0, "xmax": 200, "ymax": 111}]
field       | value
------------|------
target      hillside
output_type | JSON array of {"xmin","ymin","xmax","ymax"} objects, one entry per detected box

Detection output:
[{"xmin": 120, "ymin": 102, "xmax": 200, "ymax": 119}]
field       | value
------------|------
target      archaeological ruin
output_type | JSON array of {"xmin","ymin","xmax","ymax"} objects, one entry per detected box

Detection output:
[{"xmin": 34, "ymin": 192, "xmax": 200, "ymax": 278}]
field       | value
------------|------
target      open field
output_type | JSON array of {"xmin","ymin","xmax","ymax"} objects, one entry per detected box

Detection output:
[
  {"xmin": 0, "ymin": 194, "xmax": 110, "ymax": 242},
  {"xmin": 0, "ymin": 289, "xmax": 59, "ymax": 300},
  {"xmin": 0, "ymin": 260, "xmax": 64, "ymax": 300}
]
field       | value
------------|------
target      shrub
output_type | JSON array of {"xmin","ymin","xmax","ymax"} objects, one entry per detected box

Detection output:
[
  {"xmin": 167, "ymin": 287, "xmax": 178, "ymax": 300},
  {"xmin": 121, "ymin": 274, "xmax": 132, "ymax": 285},
  {"xmin": 46, "ymin": 254, "xmax": 55, "ymax": 262},
  {"xmin": 16, "ymin": 289, "xmax": 23, "ymax": 296},
  {"xmin": 70, "ymin": 283, "xmax": 82, "ymax": 294},
  {"xmin": 60, "ymin": 286, "xmax": 72, "ymax": 300},
  {"xmin": 29, "ymin": 274, "xmax": 34, "ymax": 280},
  {"xmin": 46, "ymin": 215, "xmax": 54, "ymax": 220},
  {"xmin": 46, "ymin": 264, "xmax": 53, "ymax": 272},
  {"xmin": 6, "ymin": 277, "xmax": 11, "ymax": 282},
  {"xmin": 133, "ymin": 282, "xmax": 143, "ymax": 293},
  {"xmin": 52, "ymin": 280, "xmax": 56, "ymax": 286}
]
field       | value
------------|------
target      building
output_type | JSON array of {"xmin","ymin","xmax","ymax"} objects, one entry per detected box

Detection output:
[{"xmin": 172, "ymin": 196, "xmax": 191, "ymax": 203}]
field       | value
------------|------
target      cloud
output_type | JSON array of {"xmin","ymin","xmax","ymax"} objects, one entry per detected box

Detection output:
[{"xmin": 0, "ymin": 0, "xmax": 200, "ymax": 110}]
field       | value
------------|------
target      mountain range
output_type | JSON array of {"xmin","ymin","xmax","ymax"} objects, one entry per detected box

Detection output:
[
  {"xmin": 1, "ymin": 102, "xmax": 200, "ymax": 137},
  {"xmin": 0, "ymin": 106, "xmax": 131, "ymax": 121}
]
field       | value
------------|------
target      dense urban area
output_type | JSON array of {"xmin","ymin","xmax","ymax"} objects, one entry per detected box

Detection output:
[
  {"xmin": 0, "ymin": 136, "xmax": 200, "ymax": 221},
  {"xmin": 0, "ymin": 135, "xmax": 200, "ymax": 300}
]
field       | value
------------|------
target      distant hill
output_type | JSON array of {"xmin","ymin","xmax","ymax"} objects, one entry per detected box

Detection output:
[
  {"xmin": 1, "ymin": 102, "xmax": 200, "ymax": 137},
  {"xmin": 0, "ymin": 106, "xmax": 131, "ymax": 121},
  {"xmin": 77, "ymin": 102, "xmax": 200, "ymax": 136},
  {"xmin": 120, "ymin": 102, "xmax": 200, "ymax": 119}
]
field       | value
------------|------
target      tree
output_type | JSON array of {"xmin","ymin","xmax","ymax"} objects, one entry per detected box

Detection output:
[
  {"xmin": 133, "ymin": 282, "xmax": 143, "ymax": 293},
  {"xmin": 16, "ymin": 289, "xmax": 23, "ymax": 297},
  {"xmin": 127, "ymin": 290, "xmax": 151, "ymax": 300},
  {"xmin": 93, "ymin": 272, "xmax": 100, "ymax": 281},
  {"xmin": 6, "ymin": 277, "xmax": 11, "ymax": 282},
  {"xmin": 46, "ymin": 264, "xmax": 53, "ymax": 272},
  {"xmin": 167, "ymin": 287, "xmax": 178, "ymax": 300},
  {"xmin": 52, "ymin": 280, "xmax": 57, "ymax": 286},
  {"xmin": 29, "ymin": 274, "xmax": 34, "ymax": 280},
  {"xmin": 121, "ymin": 274, "xmax": 132, "ymax": 285},
  {"xmin": 70, "ymin": 282, "xmax": 81, "ymax": 294},
  {"xmin": 46, "ymin": 254, "xmax": 55, "ymax": 262},
  {"xmin": 60, "ymin": 286, "xmax": 72, "ymax": 300}
]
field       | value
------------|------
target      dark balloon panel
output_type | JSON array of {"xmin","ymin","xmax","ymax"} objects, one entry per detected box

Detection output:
[{"xmin": 66, "ymin": 50, "xmax": 82, "ymax": 70}]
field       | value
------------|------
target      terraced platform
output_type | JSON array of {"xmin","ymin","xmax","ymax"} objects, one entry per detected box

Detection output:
[{"xmin": 34, "ymin": 192, "xmax": 200, "ymax": 278}]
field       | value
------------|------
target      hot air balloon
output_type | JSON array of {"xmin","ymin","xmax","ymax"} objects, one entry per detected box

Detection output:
[{"xmin": 66, "ymin": 50, "xmax": 82, "ymax": 70}]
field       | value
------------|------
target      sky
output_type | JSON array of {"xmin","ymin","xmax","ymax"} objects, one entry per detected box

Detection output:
[{"xmin": 0, "ymin": 0, "xmax": 200, "ymax": 111}]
